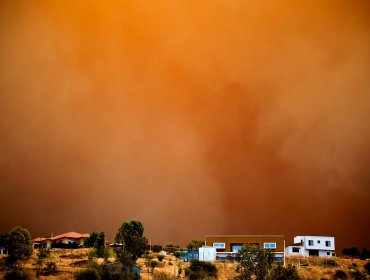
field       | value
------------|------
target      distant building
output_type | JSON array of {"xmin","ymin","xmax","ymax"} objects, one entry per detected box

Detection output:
[
  {"xmin": 205, "ymin": 235, "xmax": 285, "ymax": 262},
  {"xmin": 285, "ymin": 236, "xmax": 335, "ymax": 257},
  {"xmin": 32, "ymin": 231, "xmax": 90, "ymax": 249}
]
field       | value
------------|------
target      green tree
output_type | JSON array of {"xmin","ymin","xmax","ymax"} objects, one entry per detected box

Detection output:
[
  {"xmin": 115, "ymin": 220, "xmax": 148, "ymax": 279},
  {"xmin": 150, "ymin": 260, "xmax": 159, "ymax": 274},
  {"xmin": 0, "ymin": 233, "xmax": 9, "ymax": 247},
  {"xmin": 186, "ymin": 239, "xmax": 205, "ymax": 251},
  {"xmin": 267, "ymin": 264, "xmax": 300, "ymax": 280},
  {"xmin": 85, "ymin": 232, "xmax": 99, "ymax": 248},
  {"xmin": 235, "ymin": 244, "xmax": 273, "ymax": 280},
  {"xmin": 94, "ymin": 232, "xmax": 106, "ymax": 258},
  {"xmin": 164, "ymin": 243, "xmax": 180, "ymax": 254},
  {"xmin": 342, "ymin": 247, "xmax": 360, "ymax": 258},
  {"xmin": 360, "ymin": 247, "xmax": 370, "ymax": 260},
  {"xmin": 152, "ymin": 244, "xmax": 163, "ymax": 253},
  {"xmin": 6, "ymin": 227, "xmax": 33, "ymax": 265},
  {"xmin": 365, "ymin": 261, "xmax": 370, "ymax": 274}
]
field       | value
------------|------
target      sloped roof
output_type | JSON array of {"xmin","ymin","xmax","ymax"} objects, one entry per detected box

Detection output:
[
  {"xmin": 32, "ymin": 237, "xmax": 50, "ymax": 243},
  {"xmin": 51, "ymin": 231, "xmax": 89, "ymax": 240},
  {"xmin": 32, "ymin": 231, "xmax": 89, "ymax": 243}
]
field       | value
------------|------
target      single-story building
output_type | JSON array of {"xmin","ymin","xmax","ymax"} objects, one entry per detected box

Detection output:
[{"xmin": 32, "ymin": 231, "xmax": 90, "ymax": 249}]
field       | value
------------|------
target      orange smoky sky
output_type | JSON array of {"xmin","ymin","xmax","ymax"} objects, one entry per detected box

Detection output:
[{"xmin": 0, "ymin": 1, "xmax": 369, "ymax": 252}]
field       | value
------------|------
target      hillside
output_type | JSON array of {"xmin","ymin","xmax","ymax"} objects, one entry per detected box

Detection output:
[{"xmin": 0, "ymin": 249, "xmax": 369, "ymax": 279}]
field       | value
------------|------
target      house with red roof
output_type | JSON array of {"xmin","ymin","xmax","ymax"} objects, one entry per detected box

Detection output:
[{"xmin": 32, "ymin": 231, "xmax": 90, "ymax": 249}]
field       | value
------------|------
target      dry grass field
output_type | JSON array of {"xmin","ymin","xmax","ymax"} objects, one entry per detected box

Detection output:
[{"xmin": 0, "ymin": 249, "xmax": 369, "ymax": 279}]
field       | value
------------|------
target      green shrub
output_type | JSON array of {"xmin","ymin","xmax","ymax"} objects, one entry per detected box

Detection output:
[
  {"xmin": 185, "ymin": 260, "xmax": 217, "ymax": 280},
  {"xmin": 365, "ymin": 261, "xmax": 370, "ymax": 273},
  {"xmin": 267, "ymin": 264, "xmax": 300, "ymax": 280},
  {"xmin": 157, "ymin": 254, "xmax": 165, "ymax": 262},
  {"xmin": 4, "ymin": 268, "xmax": 33, "ymax": 280},
  {"xmin": 43, "ymin": 261, "xmax": 58, "ymax": 276},
  {"xmin": 349, "ymin": 269, "xmax": 366, "ymax": 280},
  {"xmin": 75, "ymin": 268, "xmax": 101, "ymax": 280},
  {"xmin": 152, "ymin": 245, "xmax": 163, "ymax": 253},
  {"xmin": 333, "ymin": 270, "xmax": 347, "ymax": 280}
]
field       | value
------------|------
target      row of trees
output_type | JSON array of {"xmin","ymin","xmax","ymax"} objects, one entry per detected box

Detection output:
[{"xmin": 342, "ymin": 246, "xmax": 370, "ymax": 260}]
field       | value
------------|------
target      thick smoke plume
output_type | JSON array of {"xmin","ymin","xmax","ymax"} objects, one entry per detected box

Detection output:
[{"xmin": 0, "ymin": 1, "xmax": 369, "ymax": 250}]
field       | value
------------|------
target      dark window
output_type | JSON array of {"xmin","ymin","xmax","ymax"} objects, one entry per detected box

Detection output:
[
  {"xmin": 327, "ymin": 252, "xmax": 330, "ymax": 255},
  {"xmin": 292, "ymin": 247, "xmax": 300, "ymax": 253},
  {"xmin": 308, "ymin": 240, "xmax": 314, "ymax": 246},
  {"xmin": 325, "ymin": 241, "xmax": 331, "ymax": 247},
  {"xmin": 317, "ymin": 240, "xmax": 321, "ymax": 244}
]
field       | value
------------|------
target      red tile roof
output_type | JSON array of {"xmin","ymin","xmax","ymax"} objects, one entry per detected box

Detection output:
[
  {"xmin": 51, "ymin": 231, "xmax": 89, "ymax": 240},
  {"xmin": 32, "ymin": 231, "xmax": 89, "ymax": 243},
  {"xmin": 32, "ymin": 237, "xmax": 50, "ymax": 243}
]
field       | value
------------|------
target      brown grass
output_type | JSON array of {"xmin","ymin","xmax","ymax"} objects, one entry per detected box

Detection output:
[{"xmin": 0, "ymin": 250, "xmax": 369, "ymax": 279}]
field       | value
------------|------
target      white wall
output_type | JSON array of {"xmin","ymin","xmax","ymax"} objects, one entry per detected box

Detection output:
[
  {"xmin": 301, "ymin": 236, "xmax": 335, "ymax": 251},
  {"xmin": 288, "ymin": 236, "xmax": 335, "ymax": 257},
  {"xmin": 199, "ymin": 247, "xmax": 217, "ymax": 262}
]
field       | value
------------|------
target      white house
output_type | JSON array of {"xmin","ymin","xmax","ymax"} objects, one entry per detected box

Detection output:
[{"xmin": 286, "ymin": 236, "xmax": 335, "ymax": 257}]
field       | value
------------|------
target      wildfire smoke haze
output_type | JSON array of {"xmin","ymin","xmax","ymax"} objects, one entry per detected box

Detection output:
[{"xmin": 0, "ymin": 1, "xmax": 369, "ymax": 251}]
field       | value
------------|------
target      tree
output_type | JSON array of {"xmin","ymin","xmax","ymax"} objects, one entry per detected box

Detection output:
[
  {"xmin": 235, "ymin": 244, "xmax": 273, "ymax": 280},
  {"xmin": 342, "ymin": 247, "xmax": 360, "ymax": 258},
  {"xmin": 0, "ymin": 233, "xmax": 9, "ymax": 247},
  {"xmin": 364, "ymin": 261, "xmax": 370, "ymax": 274},
  {"xmin": 267, "ymin": 264, "xmax": 300, "ymax": 280},
  {"xmin": 85, "ymin": 232, "xmax": 99, "ymax": 248},
  {"xmin": 152, "ymin": 244, "xmax": 163, "ymax": 253},
  {"xmin": 360, "ymin": 247, "xmax": 370, "ymax": 260},
  {"xmin": 164, "ymin": 243, "xmax": 180, "ymax": 254},
  {"xmin": 186, "ymin": 239, "xmax": 205, "ymax": 251},
  {"xmin": 150, "ymin": 260, "xmax": 159, "ymax": 274},
  {"xmin": 115, "ymin": 220, "xmax": 148, "ymax": 279},
  {"xmin": 6, "ymin": 227, "xmax": 33, "ymax": 265},
  {"xmin": 94, "ymin": 232, "xmax": 107, "ymax": 258}
]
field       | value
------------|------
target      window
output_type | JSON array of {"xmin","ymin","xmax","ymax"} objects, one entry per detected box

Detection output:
[
  {"xmin": 213, "ymin": 243, "xmax": 225, "ymax": 249},
  {"xmin": 231, "ymin": 244, "xmax": 243, "ymax": 252},
  {"xmin": 263, "ymin": 243, "xmax": 276, "ymax": 249},
  {"xmin": 325, "ymin": 241, "xmax": 331, "ymax": 247},
  {"xmin": 327, "ymin": 252, "xmax": 330, "ymax": 256},
  {"xmin": 308, "ymin": 240, "xmax": 314, "ymax": 246},
  {"xmin": 292, "ymin": 247, "xmax": 300, "ymax": 253},
  {"xmin": 317, "ymin": 240, "xmax": 321, "ymax": 244}
]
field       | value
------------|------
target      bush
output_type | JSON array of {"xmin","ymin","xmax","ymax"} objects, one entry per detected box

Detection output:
[
  {"xmin": 152, "ymin": 245, "xmax": 163, "ymax": 253},
  {"xmin": 349, "ymin": 269, "xmax": 366, "ymax": 280},
  {"xmin": 185, "ymin": 259, "xmax": 217, "ymax": 280},
  {"xmin": 333, "ymin": 270, "xmax": 347, "ymax": 280},
  {"xmin": 75, "ymin": 268, "xmax": 101, "ymax": 280},
  {"xmin": 267, "ymin": 264, "xmax": 300, "ymax": 280},
  {"xmin": 157, "ymin": 254, "xmax": 165, "ymax": 262},
  {"xmin": 37, "ymin": 247, "xmax": 49, "ymax": 259},
  {"xmin": 4, "ymin": 268, "xmax": 33, "ymax": 280},
  {"xmin": 43, "ymin": 261, "xmax": 58, "ymax": 276},
  {"xmin": 365, "ymin": 261, "xmax": 370, "ymax": 273}
]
